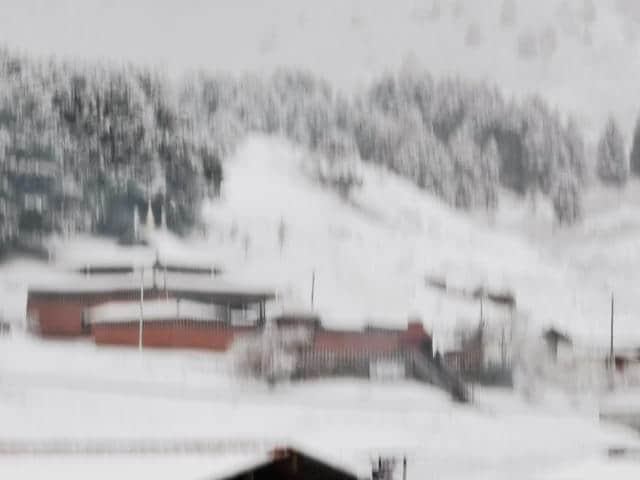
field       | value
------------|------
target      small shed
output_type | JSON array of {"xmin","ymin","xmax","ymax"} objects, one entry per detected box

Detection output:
[
  {"xmin": 0, "ymin": 318, "xmax": 10, "ymax": 335},
  {"xmin": 542, "ymin": 327, "xmax": 573, "ymax": 362},
  {"xmin": 274, "ymin": 312, "xmax": 322, "ymax": 330}
]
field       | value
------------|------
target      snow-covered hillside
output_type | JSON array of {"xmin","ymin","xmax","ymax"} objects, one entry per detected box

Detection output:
[
  {"xmin": 2, "ymin": 0, "xmax": 638, "ymax": 137},
  {"xmin": 2, "ymin": 134, "xmax": 634, "ymax": 347},
  {"xmin": 195, "ymin": 135, "xmax": 636, "ymax": 348}
]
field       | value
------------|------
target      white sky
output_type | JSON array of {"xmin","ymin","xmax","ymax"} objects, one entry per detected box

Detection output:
[
  {"xmin": 0, "ymin": 1, "xmax": 267, "ymax": 74},
  {"xmin": 0, "ymin": 0, "xmax": 376, "ymax": 86},
  {"xmin": 0, "ymin": 0, "xmax": 639, "ymax": 137}
]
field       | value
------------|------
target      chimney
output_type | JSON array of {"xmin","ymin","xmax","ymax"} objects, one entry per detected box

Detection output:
[{"xmin": 271, "ymin": 447, "xmax": 290, "ymax": 461}]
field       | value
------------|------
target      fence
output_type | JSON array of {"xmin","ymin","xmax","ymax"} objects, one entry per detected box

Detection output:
[
  {"xmin": 0, "ymin": 438, "xmax": 281, "ymax": 456},
  {"xmin": 295, "ymin": 350, "xmax": 407, "ymax": 380},
  {"xmin": 294, "ymin": 348, "xmax": 469, "ymax": 402},
  {"xmin": 443, "ymin": 345, "xmax": 513, "ymax": 387}
]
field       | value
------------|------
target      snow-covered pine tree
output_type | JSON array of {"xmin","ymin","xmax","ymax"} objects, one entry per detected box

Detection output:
[
  {"xmin": 480, "ymin": 137, "xmax": 500, "ymax": 211},
  {"xmin": 629, "ymin": 114, "xmax": 640, "ymax": 177},
  {"xmin": 278, "ymin": 217, "xmax": 286, "ymax": 255},
  {"xmin": 449, "ymin": 126, "xmax": 480, "ymax": 209},
  {"xmin": 395, "ymin": 129, "xmax": 453, "ymax": 201},
  {"xmin": 565, "ymin": 117, "xmax": 586, "ymax": 184},
  {"xmin": 597, "ymin": 117, "xmax": 628, "ymax": 186},
  {"xmin": 552, "ymin": 172, "xmax": 582, "ymax": 225},
  {"xmin": 316, "ymin": 127, "xmax": 363, "ymax": 199}
]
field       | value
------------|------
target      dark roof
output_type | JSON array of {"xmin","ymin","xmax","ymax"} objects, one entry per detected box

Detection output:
[
  {"xmin": 215, "ymin": 447, "xmax": 359, "ymax": 480},
  {"xmin": 28, "ymin": 271, "xmax": 276, "ymax": 305},
  {"xmin": 75, "ymin": 261, "xmax": 223, "ymax": 276},
  {"xmin": 274, "ymin": 312, "xmax": 322, "ymax": 329},
  {"xmin": 543, "ymin": 328, "xmax": 572, "ymax": 345},
  {"xmin": 425, "ymin": 275, "xmax": 516, "ymax": 308},
  {"xmin": 472, "ymin": 287, "xmax": 516, "ymax": 307}
]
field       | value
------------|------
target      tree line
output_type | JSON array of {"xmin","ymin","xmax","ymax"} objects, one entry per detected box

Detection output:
[
  {"xmin": 0, "ymin": 49, "xmax": 217, "ymax": 248},
  {"xmin": 182, "ymin": 69, "xmax": 587, "ymax": 224},
  {"xmin": 3, "ymin": 47, "xmax": 631, "ymax": 251}
]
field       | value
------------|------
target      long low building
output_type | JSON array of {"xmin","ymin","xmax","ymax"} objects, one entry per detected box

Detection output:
[
  {"xmin": 86, "ymin": 301, "xmax": 432, "ymax": 357},
  {"xmin": 25, "ymin": 264, "xmax": 434, "ymax": 368},
  {"xmin": 26, "ymin": 269, "xmax": 276, "ymax": 336}
]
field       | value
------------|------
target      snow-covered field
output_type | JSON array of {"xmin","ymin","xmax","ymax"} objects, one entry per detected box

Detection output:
[
  {"xmin": 0, "ymin": 453, "xmax": 271, "ymax": 480},
  {"xmin": 1, "ymin": 335, "xmax": 639, "ymax": 479}
]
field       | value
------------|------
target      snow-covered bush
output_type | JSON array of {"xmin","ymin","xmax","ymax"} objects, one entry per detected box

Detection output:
[
  {"xmin": 229, "ymin": 323, "xmax": 310, "ymax": 386},
  {"xmin": 512, "ymin": 330, "xmax": 614, "ymax": 401}
]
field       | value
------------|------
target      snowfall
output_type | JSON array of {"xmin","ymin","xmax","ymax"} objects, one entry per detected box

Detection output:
[{"xmin": 2, "ymin": 135, "xmax": 640, "ymax": 478}]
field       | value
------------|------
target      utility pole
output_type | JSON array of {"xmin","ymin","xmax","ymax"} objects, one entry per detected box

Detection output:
[
  {"xmin": 243, "ymin": 234, "xmax": 250, "ymax": 261},
  {"xmin": 138, "ymin": 267, "xmax": 144, "ymax": 352},
  {"xmin": 310, "ymin": 270, "xmax": 316, "ymax": 311},
  {"xmin": 402, "ymin": 456, "xmax": 407, "ymax": 480},
  {"xmin": 471, "ymin": 380, "xmax": 474, "ymax": 404},
  {"xmin": 610, "ymin": 292, "xmax": 614, "ymax": 367},
  {"xmin": 278, "ymin": 217, "xmax": 286, "ymax": 257},
  {"xmin": 501, "ymin": 326, "xmax": 506, "ymax": 370},
  {"xmin": 164, "ymin": 265, "xmax": 168, "ymax": 300}
]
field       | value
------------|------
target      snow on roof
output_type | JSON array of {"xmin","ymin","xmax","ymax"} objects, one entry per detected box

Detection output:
[
  {"xmin": 65, "ymin": 256, "xmax": 224, "ymax": 274},
  {"xmin": 48, "ymin": 233, "xmax": 225, "ymax": 272},
  {"xmin": 74, "ymin": 261, "xmax": 222, "ymax": 276},
  {"xmin": 28, "ymin": 270, "xmax": 276, "ymax": 299},
  {"xmin": 89, "ymin": 298, "xmax": 224, "ymax": 325}
]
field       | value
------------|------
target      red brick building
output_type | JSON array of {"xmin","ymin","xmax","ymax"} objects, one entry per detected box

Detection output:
[
  {"xmin": 89, "ymin": 298, "xmax": 258, "ymax": 350},
  {"xmin": 87, "ymin": 301, "xmax": 431, "ymax": 353},
  {"xmin": 26, "ymin": 266, "xmax": 433, "ymax": 362}
]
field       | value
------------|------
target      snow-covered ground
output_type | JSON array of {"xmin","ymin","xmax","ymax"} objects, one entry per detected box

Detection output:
[
  {"xmin": 0, "ymin": 454, "xmax": 271, "ymax": 480},
  {"xmin": 1, "ymin": 335, "xmax": 639, "ymax": 479}
]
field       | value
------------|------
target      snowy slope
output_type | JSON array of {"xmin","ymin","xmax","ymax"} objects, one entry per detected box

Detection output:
[
  {"xmin": 493, "ymin": 178, "xmax": 640, "ymax": 350},
  {"xmin": 1, "ymin": 134, "xmax": 634, "ymax": 348},
  {"xmin": 192, "ymin": 135, "xmax": 633, "ymax": 348}
]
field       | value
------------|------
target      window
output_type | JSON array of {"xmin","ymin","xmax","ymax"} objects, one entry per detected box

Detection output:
[{"xmin": 23, "ymin": 194, "xmax": 44, "ymax": 213}]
